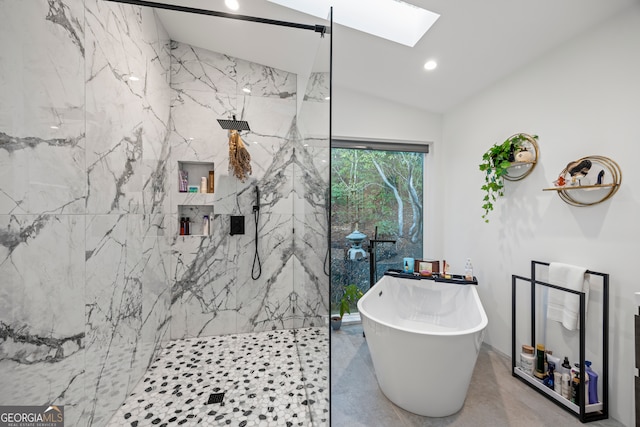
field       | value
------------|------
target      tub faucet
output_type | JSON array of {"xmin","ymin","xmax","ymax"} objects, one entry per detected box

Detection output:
[{"xmin": 367, "ymin": 226, "xmax": 396, "ymax": 289}]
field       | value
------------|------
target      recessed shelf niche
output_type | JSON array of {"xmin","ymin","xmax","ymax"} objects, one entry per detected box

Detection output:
[
  {"xmin": 178, "ymin": 161, "xmax": 215, "ymax": 194},
  {"xmin": 177, "ymin": 161, "xmax": 215, "ymax": 237},
  {"xmin": 178, "ymin": 205, "xmax": 213, "ymax": 237}
]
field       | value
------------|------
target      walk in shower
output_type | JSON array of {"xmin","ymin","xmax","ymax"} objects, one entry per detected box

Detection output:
[{"xmin": 0, "ymin": 1, "xmax": 330, "ymax": 425}]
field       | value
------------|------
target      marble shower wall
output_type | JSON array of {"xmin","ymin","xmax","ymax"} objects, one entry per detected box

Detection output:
[
  {"xmin": 169, "ymin": 42, "xmax": 329, "ymax": 339},
  {"xmin": 0, "ymin": 1, "xmax": 171, "ymax": 426}
]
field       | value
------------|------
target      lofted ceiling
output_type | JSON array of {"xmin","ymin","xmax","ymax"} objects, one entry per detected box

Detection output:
[{"xmin": 152, "ymin": 0, "xmax": 637, "ymax": 113}]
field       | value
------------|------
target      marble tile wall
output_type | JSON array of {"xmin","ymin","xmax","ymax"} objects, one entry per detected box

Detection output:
[
  {"xmin": 169, "ymin": 43, "xmax": 330, "ymax": 339},
  {"xmin": 0, "ymin": 2, "xmax": 328, "ymax": 425},
  {"xmin": 0, "ymin": 1, "xmax": 171, "ymax": 426}
]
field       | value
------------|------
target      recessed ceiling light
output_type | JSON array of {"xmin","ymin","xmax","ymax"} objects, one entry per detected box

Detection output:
[
  {"xmin": 225, "ymin": 0, "xmax": 239, "ymax": 11},
  {"xmin": 50, "ymin": 125, "xmax": 59, "ymax": 129},
  {"xmin": 267, "ymin": 0, "xmax": 440, "ymax": 47},
  {"xmin": 423, "ymin": 60, "xmax": 437, "ymax": 71},
  {"xmin": 242, "ymin": 87, "xmax": 251, "ymax": 93}
]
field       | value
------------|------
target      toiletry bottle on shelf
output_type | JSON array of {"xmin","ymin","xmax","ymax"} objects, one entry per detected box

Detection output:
[
  {"xmin": 546, "ymin": 351, "xmax": 561, "ymax": 394},
  {"xmin": 572, "ymin": 363, "xmax": 589, "ymax": 405},
  {"xmin": 534, "ymin": 344, "xmax": 545, "ymax": 379},
  {"xmin": 464, "ymin": 258, "xmax": 473, "ymax": 281},
  {"xmin": 185, "ymin": 217, "xmax": 190, "ymax": 235},
  {"xmin": 180, "ymin": 217, "xmax": 185, "ymax": 236},
  {"xmin": 208, "ymin": 170, "xmax": 214, "ymax": 193},
  {"xmin": 519, "ymin": 345, "xmax": 535, "ymax": 375},
  {"xmin": 585, "ymin": 361, "xmax": 598, "ymax": 404},
  {"xmin": 543, "ymin": 362, "xmax": 555, "ymax": 389},
  {"xmin": 553, "ymin": 368, "xmax": 563, "ymax": 395},
  {"xmin": 202, "ymin": 215, "xmax": 210, "ymax": 236},
  {"xmin": 571, "ymin": 376, "xmax": 580, "ymax": 404},
  {"xmin": 200, "ymin": 177, "xmax": 207, "ymax": 193},
  {"xmin": 561, "ymin": 357, "xmax": 572, "ymax": 399}
]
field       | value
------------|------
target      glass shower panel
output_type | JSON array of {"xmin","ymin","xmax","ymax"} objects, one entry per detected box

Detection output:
[
  {"xmin": 291, "ymin": 8, "xmax": 331, "ymax": 329},
  {"xmin": 292, "ymin": 10, "xmax": 331, "ymax": 426}
]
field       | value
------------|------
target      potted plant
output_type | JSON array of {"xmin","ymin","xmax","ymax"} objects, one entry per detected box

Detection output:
[
  {"xmin": 479, "ymin": 133, "xmax": 538, "ymax": 222},
  {"xmin": 331, "ymin": 284, "xmax": 364, "ymax": 331}
]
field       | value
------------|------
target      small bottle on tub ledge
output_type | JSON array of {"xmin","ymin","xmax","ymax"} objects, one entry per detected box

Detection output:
[
  {"xmin": 464, "ymin": 258, "xmax": 474, "ymax": 281},
  {"xmin": 442, "ymin": 260, "xmax": 451, "ymax": 279}
]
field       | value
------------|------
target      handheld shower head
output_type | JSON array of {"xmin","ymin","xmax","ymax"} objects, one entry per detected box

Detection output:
[{"xmin": 253, "ymin": 185, "xmax": 260, "ymax": 212}]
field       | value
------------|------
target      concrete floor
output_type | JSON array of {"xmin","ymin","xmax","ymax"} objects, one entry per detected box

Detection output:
[{"xmin": 331, "ymin": 324, "xmax": 624, "ymax": 427}]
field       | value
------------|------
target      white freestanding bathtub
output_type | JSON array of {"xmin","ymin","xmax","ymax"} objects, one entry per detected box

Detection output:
[{"xmin": 357, "ymin": 273, "xmax": 488, "ymax": 417}]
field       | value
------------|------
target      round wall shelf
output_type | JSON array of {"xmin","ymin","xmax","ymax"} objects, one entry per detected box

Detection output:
[
  {"xmin": 543, "ymin": 155, "xmax": 622, "ymax": 206},
  {"xmin": 504, "ymin": 133, "xmax": 539, "ymax": 181}
]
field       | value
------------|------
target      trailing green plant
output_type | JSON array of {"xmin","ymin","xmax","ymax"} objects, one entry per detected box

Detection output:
[
  {"xmin": 339, "ymin": 284, "xmax": 364, "ymax": 318},
  {"xmin": 479, "ymin": 134, "xmax": 538, "ymax": 222}
]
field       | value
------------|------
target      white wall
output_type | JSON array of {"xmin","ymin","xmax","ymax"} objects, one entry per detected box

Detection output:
[
  {"xmin": 332, "ymin": 86, "xmax": 445, "ymax": 257},
  {"xmin": 442, "ymin": 4, "xmax": 640, "ymax": 425}
]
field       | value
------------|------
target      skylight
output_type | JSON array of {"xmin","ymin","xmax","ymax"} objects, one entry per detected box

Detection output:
[{"xmin": 267, "ymin": 0, "xmax": 439, "ymax": 47}]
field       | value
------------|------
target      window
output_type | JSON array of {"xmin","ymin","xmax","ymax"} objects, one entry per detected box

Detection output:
[{"xmin": 330, "ymin": 141, "xmax": 426, "ymax": 315}]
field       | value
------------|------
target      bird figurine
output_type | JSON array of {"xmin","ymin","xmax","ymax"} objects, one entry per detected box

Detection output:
[
  {"xmin": 596, "ymin": 169, "xmax": 605, "ymax": 185},
  {"xmin": 565, "ymin": 159, "xmax": 592, "ymax": 185}
]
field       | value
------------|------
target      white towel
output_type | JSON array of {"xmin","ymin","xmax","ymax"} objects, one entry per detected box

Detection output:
[{"xmin": 546, "ymin": 262, "xmax": 589, "ymax": 331}]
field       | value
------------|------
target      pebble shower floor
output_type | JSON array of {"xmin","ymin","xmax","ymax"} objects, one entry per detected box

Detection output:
[{"xmin": 108, "ymin": 327, "xmax": 328, "ymax": 427}]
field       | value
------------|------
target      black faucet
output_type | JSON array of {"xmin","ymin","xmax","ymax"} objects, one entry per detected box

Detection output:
[{"xmin": 367, "ymin": 226, "xmax": 396, "ymax": 289}]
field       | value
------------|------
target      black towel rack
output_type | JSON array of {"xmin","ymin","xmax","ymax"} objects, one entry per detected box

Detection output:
[{"xmin": 511, "ymin": 260, "xmax": 609, "ymax": 423}]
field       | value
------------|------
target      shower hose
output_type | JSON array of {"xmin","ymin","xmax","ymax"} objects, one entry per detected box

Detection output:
[{"xmin": 252, "ymin": 201, "xmax": 262, "ymax": 280}]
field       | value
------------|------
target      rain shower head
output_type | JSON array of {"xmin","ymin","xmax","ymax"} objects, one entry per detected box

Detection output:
[{"xmin": 217, "ymin": 115, "xmax": 251, "ymax": 131}]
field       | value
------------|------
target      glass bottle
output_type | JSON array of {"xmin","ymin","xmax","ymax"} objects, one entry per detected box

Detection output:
[{"xmin": 464, "ymin": 258, "xmax": 474, "ymax": 281}]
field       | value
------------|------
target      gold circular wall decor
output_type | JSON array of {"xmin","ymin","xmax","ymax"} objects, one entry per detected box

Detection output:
[
  {"xmin": 503, "ymin": 133, "xmax": 540, "ymax": 181},
  {"xmin": 543, "ymin": 155, "xmax": 622, "ymax": 206}
]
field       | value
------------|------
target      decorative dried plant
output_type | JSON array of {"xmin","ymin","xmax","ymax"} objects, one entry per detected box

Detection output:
[{"xmin": 228, "ymin": 130, "xmax": 252, "ymax": 182}]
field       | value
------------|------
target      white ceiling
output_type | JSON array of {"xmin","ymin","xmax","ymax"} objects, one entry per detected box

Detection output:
[{"xmin": 154, "ymin": 0, "xmax": 638, "ymax": 113}]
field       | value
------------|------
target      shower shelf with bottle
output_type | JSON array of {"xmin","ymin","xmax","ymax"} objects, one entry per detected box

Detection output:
[
  {"xmin": 511, "ymin": 260, "xmax": 609, "ymax": 423},
  {"xmin": 177, "ymin": 161, "xmax": 215, "ymax": 237}
]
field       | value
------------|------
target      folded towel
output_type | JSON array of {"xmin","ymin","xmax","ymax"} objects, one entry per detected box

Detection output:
[{"xmin": 546, "ymin": 262, "xmax": 589, "ymax": 331}]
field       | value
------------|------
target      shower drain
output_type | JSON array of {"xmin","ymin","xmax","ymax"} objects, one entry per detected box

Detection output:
[{"xmin": 207, "ymin": 392, "xmax": 225, "ymax": 405}]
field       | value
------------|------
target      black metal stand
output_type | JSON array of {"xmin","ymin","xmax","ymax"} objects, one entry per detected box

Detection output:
[
  {"xmin": 511, "ymin": 260, "xmax": 609, "ymax": 423},
  {"xmin": 366, "ymin": 226, "xmax": 395, "ymax": 289}
]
